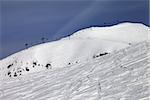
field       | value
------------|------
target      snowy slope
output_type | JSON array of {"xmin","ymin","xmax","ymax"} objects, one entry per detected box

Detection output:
[
  {"xmin": 0, "ymin": 22, "xmax": 149, "ymax": 79},
  {"xmin": 0, "ymin": 41, "xmax": 149, "ymax": 100}
]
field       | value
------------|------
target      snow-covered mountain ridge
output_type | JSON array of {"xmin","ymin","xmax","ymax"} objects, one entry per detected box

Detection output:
[
  {"xmin": 0, "ymin": 22, "xmax": 149, "ymax": 79},
  {"xmin": 0, "ymin": 41, "xmax": 149, "ymax": 100},
  {"xmin": 70, "ymin": 23, "xmax": 149, "ymax": 43}
]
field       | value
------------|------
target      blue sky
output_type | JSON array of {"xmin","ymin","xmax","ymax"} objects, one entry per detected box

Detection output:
[{"xmin": 0, "ymin": 0, "xmax": 149, "ymax": 59}]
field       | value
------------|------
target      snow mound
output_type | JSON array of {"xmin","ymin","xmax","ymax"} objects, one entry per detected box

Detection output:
[{"xmin": 0, "ymin": 22, "xmax": 149, "ymax": 79}]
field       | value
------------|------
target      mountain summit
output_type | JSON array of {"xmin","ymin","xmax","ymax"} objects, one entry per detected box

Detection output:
[{"xmin": 0, "ymin": 22, "xmax": 149, "ymax": 79}]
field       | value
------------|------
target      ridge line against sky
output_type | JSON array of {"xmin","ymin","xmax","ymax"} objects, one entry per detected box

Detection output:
[{"xmin": 0, "ymin": 0, "xmax": 149, "ymax": 59}]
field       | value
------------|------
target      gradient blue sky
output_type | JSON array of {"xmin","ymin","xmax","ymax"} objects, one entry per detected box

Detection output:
[{"xmin": 0, "ymin": 0, "xmax": 149, "ymax": 59}]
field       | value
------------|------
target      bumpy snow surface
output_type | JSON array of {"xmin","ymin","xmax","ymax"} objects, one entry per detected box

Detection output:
[
  {"xmin": 0, "ymin": 41, "xmax": 150, "ymax": 100},
  {"xmin": 0, "ymin": 22, "xmax": 149, "ymax": 100}
]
